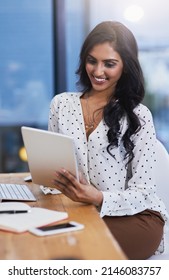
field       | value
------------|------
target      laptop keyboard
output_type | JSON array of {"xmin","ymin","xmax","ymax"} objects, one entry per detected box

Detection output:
[{"xmin": 0, "ymin": 184, "xmax": 36, "ymax": 201}]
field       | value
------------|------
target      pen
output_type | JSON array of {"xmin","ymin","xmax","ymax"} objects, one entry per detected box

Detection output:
[{"xmin": 0, "ymin": 210, "xmax": 30, "ymax": 214}]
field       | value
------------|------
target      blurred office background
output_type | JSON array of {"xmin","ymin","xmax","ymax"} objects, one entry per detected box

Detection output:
[{"xmin": 0, "ymin": 0, "xmax": 169, "ymax": 172}]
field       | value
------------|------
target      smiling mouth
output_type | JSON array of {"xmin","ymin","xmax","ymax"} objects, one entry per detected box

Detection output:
[{"xmin": 93, "ymin": 76, "xmax": 108, "ymax": 82}]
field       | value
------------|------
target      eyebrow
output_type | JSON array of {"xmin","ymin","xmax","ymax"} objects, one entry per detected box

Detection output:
[{"xmin": 87, "ymin": 54, "xmax": 119, "ymax": 63}]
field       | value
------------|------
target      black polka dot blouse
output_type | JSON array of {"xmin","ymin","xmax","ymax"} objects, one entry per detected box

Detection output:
[{"xmin": 48, "ymin": 92, "xmax": 168, "ymax": 253}]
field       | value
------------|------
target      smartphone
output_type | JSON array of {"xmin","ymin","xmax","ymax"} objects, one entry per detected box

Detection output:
[{"xmin": 29, "ymin": 221, "xmax": 84, "ymax": 236}]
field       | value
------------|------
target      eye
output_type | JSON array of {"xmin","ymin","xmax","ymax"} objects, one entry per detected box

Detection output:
[
  {"xmin": 86, "ymin": 56, "xmax": 96, "ymax": 65},
  {"xmin": 104, "ymin": 61, "xmax": 116, "ymax": 68}
]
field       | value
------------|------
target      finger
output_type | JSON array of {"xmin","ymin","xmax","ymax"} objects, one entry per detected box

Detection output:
[
  {"xmin": 53, "ymin": 171, "xmax": 75, "ymax": 191},
  {"xmin": 52, "ymin": 179, "xmax": 75, "ymax": 199},
  {"xmin": 59, "ymin": 169, "xmax": 78, "ymax": 187},
  {"xmin": 54, "ymin": 171, "xmax": 70, "ymax": 185},
  {"xmin": 79, "ymin": 172, "xmax": 88, "ymax": 184},
  {"xmin": 52, "ymin": 179, "xmax": 65, "ymax": 192}
]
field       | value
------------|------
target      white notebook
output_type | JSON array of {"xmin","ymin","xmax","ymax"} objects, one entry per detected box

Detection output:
[{"xmin": 0, "ymin": 202, "xmax": 68, "ymax": 233}]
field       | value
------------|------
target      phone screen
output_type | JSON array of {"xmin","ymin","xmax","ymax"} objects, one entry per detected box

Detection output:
[{"xmin": 38, "ymin": 223, "xmax": 76, "ymax": 232}]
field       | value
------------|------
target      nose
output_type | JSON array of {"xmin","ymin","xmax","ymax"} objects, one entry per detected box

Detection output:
[{"xmin": 93, "ymin": 63, "xmax": 104, "ymax": 76}]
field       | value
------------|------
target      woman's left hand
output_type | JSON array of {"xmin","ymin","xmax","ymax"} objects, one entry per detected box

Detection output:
[{"xmin": 52, "ymin": 169, "xmax": 103, "ymax": 206}]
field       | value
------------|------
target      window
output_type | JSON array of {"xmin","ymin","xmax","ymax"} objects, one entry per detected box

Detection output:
[
  {"xmin": 0, "ymin": 0, "xmax": 53, "ymax": 171},
  {"xmin": 140, "ymin": 48, "xmax": 169, "ymax": 150}
]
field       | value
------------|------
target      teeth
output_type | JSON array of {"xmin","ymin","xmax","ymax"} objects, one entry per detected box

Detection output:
[{"xmin": 94, "ymin": 76, "xmax": 106, "ymax": 82}]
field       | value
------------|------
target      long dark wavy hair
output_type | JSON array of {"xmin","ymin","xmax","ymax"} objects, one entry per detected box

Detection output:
[{"xmin": 76, "ymin": 21, "xmax": 145, "ymax": 164}]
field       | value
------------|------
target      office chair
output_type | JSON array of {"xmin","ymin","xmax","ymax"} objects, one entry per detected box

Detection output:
[{"xmin": 148, "ymin": 140, "xmax": 169, "ymax": 260}]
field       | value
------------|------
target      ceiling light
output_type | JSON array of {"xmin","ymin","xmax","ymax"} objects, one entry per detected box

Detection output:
[{"xmin": 124, "ymin": 5, "xmax": 144, "ymax": 22}]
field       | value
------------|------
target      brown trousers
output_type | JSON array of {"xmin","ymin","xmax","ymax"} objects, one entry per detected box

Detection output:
[{"xmin": 103, "ymin": 210, "xmax": 165, "ymax": 260}]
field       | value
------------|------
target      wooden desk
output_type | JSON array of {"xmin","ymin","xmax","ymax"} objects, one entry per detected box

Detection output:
[{"xmin": 0, "ymin": 173, "xmax": 126, "ymax": 260}]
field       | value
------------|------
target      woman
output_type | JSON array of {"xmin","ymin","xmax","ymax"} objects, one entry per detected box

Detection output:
[{"xmin": 48, "ymin": 21, "xmax": 168, "ymax": 259}]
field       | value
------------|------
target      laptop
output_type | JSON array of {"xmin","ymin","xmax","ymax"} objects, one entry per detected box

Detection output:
[{"xmin": 21, "ymin": 126, "xmax": 79, "ymax": 188}]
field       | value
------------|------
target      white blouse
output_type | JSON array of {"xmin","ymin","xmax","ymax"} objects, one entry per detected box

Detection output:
[{"xmin": 48, "ymin": 92, "xmax": 169, "ymax": 253}]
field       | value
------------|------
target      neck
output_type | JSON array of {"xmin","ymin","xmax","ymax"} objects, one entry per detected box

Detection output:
[{"xmin": 87, "ymin": 89, "xmax": 114, "ymax": 103}]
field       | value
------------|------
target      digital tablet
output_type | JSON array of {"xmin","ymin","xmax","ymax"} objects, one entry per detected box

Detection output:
[{"xmin": 21, "ymin": 126, "xmax": 79, "ymax": 187}]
